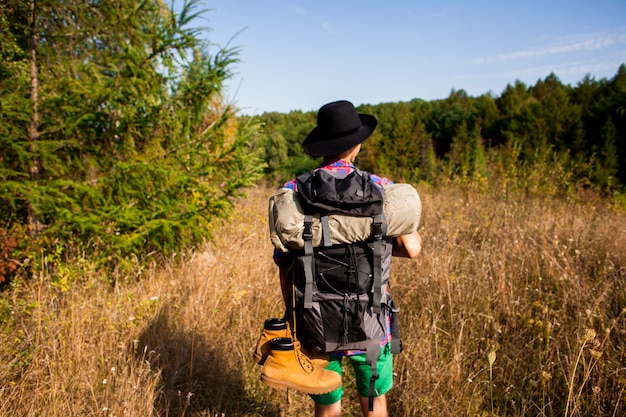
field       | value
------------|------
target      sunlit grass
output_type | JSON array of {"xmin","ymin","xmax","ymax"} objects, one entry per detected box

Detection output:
[{"xmin": 0, "ymin": 183, "xmax": 624, "ymax": 416}]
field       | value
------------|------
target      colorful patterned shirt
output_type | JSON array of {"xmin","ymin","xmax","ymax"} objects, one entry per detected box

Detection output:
[{"xmin": 282, "ymin": 159, "xmax": 393, "ymax": 191}]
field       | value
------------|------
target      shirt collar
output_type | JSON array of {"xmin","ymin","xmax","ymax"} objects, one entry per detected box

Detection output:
[{"xmin": 319, "ymin": 159, "xmax": 355, "ymax": 169}]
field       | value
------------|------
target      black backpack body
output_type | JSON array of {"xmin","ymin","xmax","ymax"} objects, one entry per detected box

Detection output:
[{"xmin": 290, "ymin": 169, "xmax": 401, "ymax": 355}]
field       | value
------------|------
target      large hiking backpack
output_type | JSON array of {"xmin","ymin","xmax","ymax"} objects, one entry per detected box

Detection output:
[
  {"xmin": 292, "ymin": 169, "xmax": 396, "ymax": 355},
  {"xmin": 268, "ymin": 168, "xmax": 421, "ymax": 410},
  {"xmin": 268, "ymin": 168, "xmax": 422, "ymax": 354}
]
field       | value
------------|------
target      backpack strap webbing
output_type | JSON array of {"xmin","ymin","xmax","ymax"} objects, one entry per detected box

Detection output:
[
  {"xmin": 320, "ymin": 214, "xmax": 332, "ymax": 247},
  {"xmin": 389, "ymin": 298, "xmax": 403, "ymax": 354},
  {"xmin": 369, "ymin": 214, "xmax": 387, "ymax": 313},
  {"xmin": 365, "ymin": 342, "xmax": 382, "ymax": 412},
  {"xmin": 302, "ymin": 215, "xmax": 314, "ymax": 309}
]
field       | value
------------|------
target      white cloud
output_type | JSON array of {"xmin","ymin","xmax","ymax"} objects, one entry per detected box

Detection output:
[{"xmin": 474, "ymin": 31, "xmax": 626, "ymax": 64}]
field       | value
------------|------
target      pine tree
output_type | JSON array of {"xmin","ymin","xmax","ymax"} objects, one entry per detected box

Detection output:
[
  {"xmin": 594, "ymin": 117, "xmax": 619, "ymax": 190},
  {"xmin": 447, "ymin": 120, "xmax": 486, "ymax": 180},
  {"xmin": 374, "ymin": 102, "xmax": 423, "ymax": 181},
  {"xmin": 0, "ymin": 0, "xmax": 264, "ymax": 268}
]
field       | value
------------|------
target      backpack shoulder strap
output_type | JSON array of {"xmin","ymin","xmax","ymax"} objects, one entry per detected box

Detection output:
[
  {"xmin": 369, "ymin": 213, "xmax": 387, "ymax": 313},
  {"xmin": 302, "ymin": 215, "xmax": 315, "ymax": 309},
  {"xmin": 320, "ymin": 214, "xmax": 332, "ymax": 247}
]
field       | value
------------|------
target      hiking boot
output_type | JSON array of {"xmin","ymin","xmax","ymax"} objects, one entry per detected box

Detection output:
[
  {"xmin": 253, "ymin": 317, "xmax": 330, "ymax": 367},
  {"xmin": 298, "ymin": 341, "xmax": 330, "ymax": 368},
  {"xmin": 254, "ymin": 318, "xmax": 290, "ymax": 365},
  {"xmin": 261, "ymin": 337, "xmax": 341, "ymax": 394}
]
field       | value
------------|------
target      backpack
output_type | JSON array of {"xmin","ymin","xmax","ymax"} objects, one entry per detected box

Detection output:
[
  {"xmin": 291, "ymin": 169, "xmax": 396, "ymax": 353},
  {"xmin": 269, "ymin": 168, "xmax": 420, "ymax": 409}
]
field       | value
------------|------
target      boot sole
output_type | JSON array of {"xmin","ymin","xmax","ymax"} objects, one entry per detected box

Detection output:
[{"xmin": 261, "ymin": 375, "xmax": 341, "ymax": 395}]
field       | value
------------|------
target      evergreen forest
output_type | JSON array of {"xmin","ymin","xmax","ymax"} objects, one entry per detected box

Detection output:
[
  {"xmin": 1, "ymin": 0, "xmax": 265, "ymax": 277},
  {"xmin": 256, "ymin": 68, "xmax": 626, "ymax": 192}
]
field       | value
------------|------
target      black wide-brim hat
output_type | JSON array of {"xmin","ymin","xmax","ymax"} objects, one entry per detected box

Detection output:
[{"xmin": 302, "ymin": 100, "xmax": 377, "ymax": 157}]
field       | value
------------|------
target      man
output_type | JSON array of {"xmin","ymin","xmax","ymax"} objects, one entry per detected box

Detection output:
[{"xmin": 273, "ymin": 100, "xmax": 421, "ymax": 417}]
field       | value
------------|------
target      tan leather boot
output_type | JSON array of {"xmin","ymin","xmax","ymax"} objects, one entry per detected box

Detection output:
[
  {"xmin": 297, "ymin": 340, "xmax": 330, "ymax": 368},
  {"xmin": 253, "ymin": 318, "xmax": 290, "ymax": 365},
  {"xmin": 261, "ymin": 337, "xmax": 341, "ymax": 394},
  {"xmin": 254, "ymin": 318, "xmax": 329, "ymax": 366}
]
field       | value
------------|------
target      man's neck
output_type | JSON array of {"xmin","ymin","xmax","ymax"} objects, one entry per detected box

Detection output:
[
  {"xmin": 322, "ymin": 145, "xmax": 360, "ymax": 164},
  {"xmin": 323, "ymin": 158, "xmax": 353, "ymax": 165}
]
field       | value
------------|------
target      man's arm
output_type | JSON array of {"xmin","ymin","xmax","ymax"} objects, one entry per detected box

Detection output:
[{"xmin": 392, "ymin": 231, "xmax": 422, "ymax": 258}]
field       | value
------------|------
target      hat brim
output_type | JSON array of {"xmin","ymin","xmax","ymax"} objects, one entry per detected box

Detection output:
[{"xmin": 302, "ymin": 114, "xmax": 377, "ymax": 157}]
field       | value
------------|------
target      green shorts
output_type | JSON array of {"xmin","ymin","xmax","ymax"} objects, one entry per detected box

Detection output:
[{"xmin": 310, "ymin": 343, "xmax": 394, "ymax": 405}]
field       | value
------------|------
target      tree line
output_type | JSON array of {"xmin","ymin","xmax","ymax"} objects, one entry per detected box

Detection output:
[{"xmin": 255, "ymin": 66, "xmax": 626, "ymax": 193}]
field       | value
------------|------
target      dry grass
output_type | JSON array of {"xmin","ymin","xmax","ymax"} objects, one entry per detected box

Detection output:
[
  {"xmin": 0, "ymin": 183, "xmax": 624, "ymax": 416},
  {"xmin": 390, "ymin": 184, "xmax": 626, "ymax": 417}
]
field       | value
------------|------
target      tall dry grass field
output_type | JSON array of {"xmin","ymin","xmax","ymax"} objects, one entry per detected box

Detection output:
[{"xmin": 0, "ymin": 184, "xmax": 624, "ymax": 416}]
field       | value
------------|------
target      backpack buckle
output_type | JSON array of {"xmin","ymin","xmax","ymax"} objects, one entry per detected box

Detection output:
[
  {"xmin": 371, "ymin": 222, "xmax": 384, "ymax": 240},
  {"xmin": 303, "ymin": 220, "xmax": 313, "ymax": 241}
]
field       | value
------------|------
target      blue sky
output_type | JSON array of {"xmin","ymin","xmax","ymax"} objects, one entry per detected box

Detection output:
[{"xmin": 189, "ymin": 0, "xmax": 626, "ymax": 115}]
